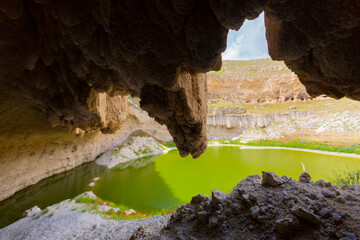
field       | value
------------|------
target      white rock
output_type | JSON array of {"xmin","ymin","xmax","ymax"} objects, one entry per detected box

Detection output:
[
  {"xmin": 125, "ymin": 209, "xmax": 136, "ymax": 215},
  {"xmin": 88, "ymin": 182, "xmax": 95, "ymax": 187},
  {"xmin": 93, "ymin": 177, "xmax": 100, "ymax": 181},
  {"xmin": 98, "ymin": 205, "xmax": 112, "ymax": 212},
  {"xmin": 22, "ymin": 206, "xmax": 41, "ymax": 217}
]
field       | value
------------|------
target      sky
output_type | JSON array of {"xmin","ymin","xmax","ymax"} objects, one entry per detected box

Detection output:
[{"xmin": 222, "ymin": 12, "xmax": 270, "ymax": 60}]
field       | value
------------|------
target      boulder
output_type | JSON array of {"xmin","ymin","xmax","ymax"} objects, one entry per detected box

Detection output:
[
  {"xmin": 299, "ymin": 172, "xmax": 311, "ymax": 183},
  {"xmin": 291, "ymin": 206, "xmax": 320, "ymax": 224},
  {"xmin": 262, "ymin": 171, "xmax": 285, "ymax": 187}
]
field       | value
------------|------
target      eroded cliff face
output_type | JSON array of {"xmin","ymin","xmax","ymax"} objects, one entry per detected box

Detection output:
[
  {"xmin": 207, "ymin": 111, "xmax": 312, "ymax": 139},
  {"xmin": 0, "ymin": 89, "xmax": 170, "ymax": 201},
  {"xmin": 207, "ymin": 59, "xmax": 310, "ymax": 103},
  {"xmin": 1, "ymin": 0, "xmax": 358, "ymax": 159}
]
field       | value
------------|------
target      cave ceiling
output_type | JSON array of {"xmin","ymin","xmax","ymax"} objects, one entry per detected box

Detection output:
[{"xmin": 0, "ymin": 0, "xmax": 359, "ymax": 158}]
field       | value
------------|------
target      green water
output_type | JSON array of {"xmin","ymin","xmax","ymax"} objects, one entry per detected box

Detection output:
[
  {"xmin": 93, "ymin": 146, "xmax": 360, "ymax": 214},
  {"xmin": 1, "ymin": 146, "xmax": 360, "ymax": 228}
]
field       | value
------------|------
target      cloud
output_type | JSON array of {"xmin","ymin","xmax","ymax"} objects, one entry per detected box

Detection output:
[{"xmin": 222, "ymin": 12, "xmax": 270, "ymax": 60}]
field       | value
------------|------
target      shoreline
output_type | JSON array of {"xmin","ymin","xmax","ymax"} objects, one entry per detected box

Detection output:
[{"xmin": 207, "ymin": 143, "xmax": 360, "ymax": 159}]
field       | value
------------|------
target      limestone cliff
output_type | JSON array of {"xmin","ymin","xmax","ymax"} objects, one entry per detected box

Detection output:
[
  {"xmin": 207, "ymin": 59, "xmax": 310, "ymax": 103},
  {"xmin": 207, "ymin": 111, "xmax": 312, "ymax": 139},
  {"xmin": 0, "ymin": 91, "xmax": 170, "ymax": 201}
]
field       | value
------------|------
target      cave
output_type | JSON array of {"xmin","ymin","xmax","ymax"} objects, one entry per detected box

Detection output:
[{"xmin": 0, "ymin": 0, "xmax": 359, "ymax": 208}]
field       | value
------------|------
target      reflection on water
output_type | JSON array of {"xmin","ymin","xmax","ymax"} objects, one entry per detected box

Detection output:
[
  {"xmin": 0, "ymin": 162, "xmax": 106, "ymax": 228},
  {"xmin": 1, "ymin": 147, "xmax": 360, "ymax": 228},
  {"xmin": 94, "ymin": 147, "xmax": 360, "ymax": 214}
]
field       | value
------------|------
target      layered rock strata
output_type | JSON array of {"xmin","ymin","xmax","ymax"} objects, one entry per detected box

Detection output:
[
  {"xmin": 1, "ymin": 0, "xmax": 358, "ymax": 158},
  {"xmin": 207, "ymin": 111, "xmax": 312, "ymax": 139},
  {"xmin": 207, "ymin": 59, "xmax": 310, "ymax": 103}
]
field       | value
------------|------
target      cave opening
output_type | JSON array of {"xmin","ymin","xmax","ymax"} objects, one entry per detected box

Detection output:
[{"xmin": 222, "ymin": 12, "xmax": 269, "ymax": 61}]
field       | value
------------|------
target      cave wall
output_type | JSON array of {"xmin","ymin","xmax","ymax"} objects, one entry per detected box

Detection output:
[
  {"xmin": 0, "ymin": 0, "xmax": 359, "ymax": 200},
  {"xmin": 0, "ymin": 84, "xmax": 170, "ymax": 201},
  {"xmin": 1, "ymin": 0, "xmax": 358, "ymax": 158}
]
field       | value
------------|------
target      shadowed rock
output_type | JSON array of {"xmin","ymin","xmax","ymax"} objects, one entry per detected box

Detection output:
[{"xmin": 1, "ymin": 0, "xmax": 359, "ymax": 159}]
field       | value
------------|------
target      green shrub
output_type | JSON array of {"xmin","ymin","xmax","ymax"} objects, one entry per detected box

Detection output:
[
  {"xmin": 75, "ymin": 196, "xmax": 96, "ymax": 204},
  {"xmin": 130, "ymin": 130, "xmax": 149, "ymax": 137},
  {"xmin": 246, "ymin": 140, "xmax": 360, "ymax": 154},
  {"xmin": 164, "ymin": 141, "xmax": 176, "ymax": 148},
  {"xmin": 334, "ymin": 170, "xmax": 360, "ymax": 185}
]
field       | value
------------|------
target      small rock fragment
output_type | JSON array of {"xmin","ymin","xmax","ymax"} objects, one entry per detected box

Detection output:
[
  {"xmin": 212, "ymin": 190, "xmax": 227, "ymax": 207},
  {"xmin": 319, "ymin": 208, "xmax": 332, "ymax": 219},
  {"xmin": 191, "ymin": 193, "xmax": 207, "ymax": 204},
  {"xmin": 248, "ymin": 194, "xmax": 257, "ymax": 202},
  {"xmin": 275, "ymin": 215, "xmax": 298, "ymax": 236},
  {"xmin": 207, "ymin": 216, "xmax": 218, "ymax": 229},
  {"xmin": 332, "ymin": 212, "xmax": 342, "ymax": 223},
  {"xmin": 291, "ymin": 206, "xmax": 320, "ymax": 224},
  {"xmin": 316, "ymin": 179, "xmax": 326, "ymax": 187},
  {"xmin": 248, "ymin": 224, "xmax": 255, "ymax": 231},
  {"xmin": 325, "ymin": 182, "xmax": 332, "ymax": 187},
  {"xmin": 196, "ymin": 211, "xmax": 209, "ymax": 224},
  {"xmin": 341, "ymin": 233, "xmax": 357, "ymax": 240},
  {"xmin": 22, "ymin": 206, "xmax": 41, "ymax": 217},
  {"xmin": 238, "ymin": 174, "xmax": 261, "ymax": 186},
  {"xmin": 322, "ymin": 189, "xmax": 337, "ymax": 198},
  {"xmin": 345, "ymin": 194, "xmax": 358, "ymax": 201},
  {"xmin": 262, "ymin": 171, "xmax": 285, "ymax": 187},
  {"xmin": 336, "ymin": 195, "xmax": 346, "ymax": 203},
  {"xmin": 281, "ymin": 175, "xmax": 290, "ymax": 181},
  {"xmin": 299, "ymin": 172, "xmax": 311, "ymax": 183}
]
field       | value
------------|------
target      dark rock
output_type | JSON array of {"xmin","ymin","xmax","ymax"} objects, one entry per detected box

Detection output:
[
  {"xmin": 291, "ymin": 206, "xmax": 320, "ymax": 224},
  {"xmin": 275, "ymin": 215, "xmax": 298, "ymax": 236},
  {"xmin": 212, "ymin": 190, "xmax": 227, "ymax": 207},
  {"xmin": 340, "ymin": 233, "xmax": 357, "ymax": 240},
  {"xmin": 196, "ymin": 211, "xmax": 209, "ymax": 224},
  {"xmin": 345, "ymin": 194, "xmax": 358, "ymax": 202},
  {"xmin": 281, "ymin": 175, "xmax": 290, "ymax": 181},
  {"xmin": 319, "ymin": 209, "xmax": 332, "ymax": 219},
  {"xmin": 231, "ymin": 203, "xmax": 242, "ymax": 215},
  {"xmin": 191, "ymin": 194, "xmax": 207, "ymax": 205},
  {"xmin": 239, "ymin": 174, "xmax": 262, "ymax": 186},
  {"xmin": 299, "ymin": 172, "xmax": 311, "ymax": 183},
  {"xmin": 262, "ymin": 171, "xmax": 285, "ymax": 187},
  {"xmin": 307, "ymin": 192, "xmax": 318, "ymax": 200},
  {"xmin": 316, "ymin": 180, "xmax": 327, "ymax": 187},
  {"xmin": 248, "ymin": 194, "xmax": 257, "ymax": 203},
  {"xmin": 332, "ymin": 212, "xmax": 342, "ymax": 223},
  {"xmin": 207, "ymin": 216, "xmax": 218, "ymax": 229},
  {"xmin": 248, "ymin": 224, "xmax": 255, "ymax": 231},
  {"xmin": 336, "ymin": 195, "xmax": 346, "ymax": 204},
  {"xmin": 325, "ymin": 182, "xmax": 332, "ymax": 187},
  {"xmin": 322, "ymin": 189, "xmax": 337, "ymax": 198},
  {"xmin": 250, "ymin": 206, "xmax": 266, "ymax": 222}
]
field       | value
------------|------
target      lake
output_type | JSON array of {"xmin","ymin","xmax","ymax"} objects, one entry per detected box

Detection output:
[{"xmin": 1, "ymin": 146, "xmax": 359, "ymax": 228}]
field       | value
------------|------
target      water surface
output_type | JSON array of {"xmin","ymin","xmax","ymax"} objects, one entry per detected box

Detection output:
[
  {"xmin": 1, "ymin": 146, "xmax": 359, "ymax": 228},
  {"xmin": 93, "ymin": 147, "xmax": 360, "ymax": 213}
]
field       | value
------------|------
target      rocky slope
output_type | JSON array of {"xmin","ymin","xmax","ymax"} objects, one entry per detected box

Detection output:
[
  {"xmin": 133, "ymin": 172, "xmax": 360, "ymax": 240},
  {"xmin": 207, "ymin": 59, "xmax": 310, "ymax": 103}
]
